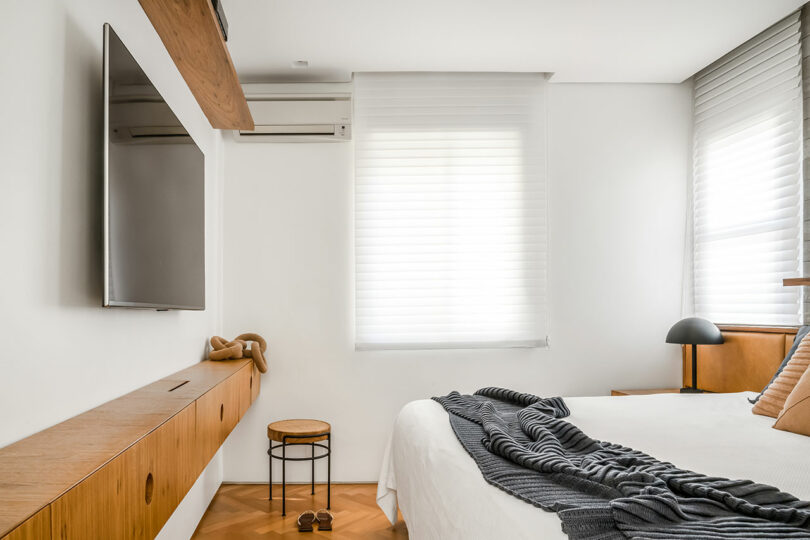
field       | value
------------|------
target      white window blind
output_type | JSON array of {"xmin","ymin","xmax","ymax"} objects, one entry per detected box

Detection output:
[
  {"xmin": 354, "ymin": 72, "xmax": 547, "ymax": 349},
  {"xmin": 693, "ymin": 12, "xmax": 803, "ymax": 326}
]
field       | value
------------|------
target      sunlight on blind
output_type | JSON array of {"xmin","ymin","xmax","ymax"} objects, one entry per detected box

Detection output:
[
  {"xmin": 354, "ymin": 73, "xmax": 547, "ymax": 349},
  {"xmin": 693, "ymin": 12, "xmax": 802, "ymax": 325}
]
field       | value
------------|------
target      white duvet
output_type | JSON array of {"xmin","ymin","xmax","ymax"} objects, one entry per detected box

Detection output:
[{"xmin": 377, "ymin": 392, "xmax": 810, "ymax": 540}]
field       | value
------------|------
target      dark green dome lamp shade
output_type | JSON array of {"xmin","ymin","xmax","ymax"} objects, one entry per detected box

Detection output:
[{"xmin": 666, "ymin": 317, "xmax": 724, "ymax": 393}]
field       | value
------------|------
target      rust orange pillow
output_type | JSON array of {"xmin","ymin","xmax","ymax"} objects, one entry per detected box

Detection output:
[
  {"xmin": 773, "ymin": 365, "xmax": 810, "ymax": 436},
  {"xmin": 752, "ymin": 333, "xmax": 810, "ymax": 418}
]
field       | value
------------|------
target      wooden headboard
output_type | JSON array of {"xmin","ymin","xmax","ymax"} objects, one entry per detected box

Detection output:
[{"xmin": 682, "ymin": 326, "xmax": 798, "ymax": 393}]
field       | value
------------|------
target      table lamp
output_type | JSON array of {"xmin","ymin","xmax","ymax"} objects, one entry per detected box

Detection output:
[{"xmin": 666, "ymin": 317, "xmax": 724, "ymax": 393}]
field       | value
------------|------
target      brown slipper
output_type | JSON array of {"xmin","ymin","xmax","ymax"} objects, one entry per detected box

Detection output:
[
  {"xmin": 298, "ymin": 510, "xmax": 316, "ymax": 532},
  {"xmin": 316, "ymin": 509, "xmax": 333, "ymax": 531}
]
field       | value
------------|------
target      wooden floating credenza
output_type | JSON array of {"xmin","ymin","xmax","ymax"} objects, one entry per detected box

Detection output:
[{"xmin": 0, "ymin": 358, "xmax": 261, "ymax": 540}]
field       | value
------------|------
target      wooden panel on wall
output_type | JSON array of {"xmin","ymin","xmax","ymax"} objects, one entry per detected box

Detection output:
[
  {"xmin": 683, "ymin": 329, "xmax": 795, "ymax": 393},
  {"xmin": 137, "ymin": 0, "xmax": 254, "ymax": 130},
  {"xmin": 785, "ymin": 333, "xmax": 795, "ymax": 357},
  {"xmin": 1, "ymin": 508, "xmax": 49, "ymax": 540}
]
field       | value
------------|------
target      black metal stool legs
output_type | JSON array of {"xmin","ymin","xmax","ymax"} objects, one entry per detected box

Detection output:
[
  {"xmin": 327, "ymin": 434, "xmax": 331, "ymax": 510},
  {"xmin": 267, "ymin": 434, "xmax": 331, "ymax": 517},
  {"xmin": 282, "ymin": 440, "xmax": 287, "ymax": 516}
]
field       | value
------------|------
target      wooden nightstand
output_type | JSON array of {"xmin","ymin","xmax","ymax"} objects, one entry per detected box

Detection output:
[{"xmin": 610, "ymin": 388, "xmax": 681, "ymax": 396}]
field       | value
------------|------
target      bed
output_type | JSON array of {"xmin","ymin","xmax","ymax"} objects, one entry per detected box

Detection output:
[{"xmin": 377, "ymin": 391, "xmax": 810, "ymax": 539}]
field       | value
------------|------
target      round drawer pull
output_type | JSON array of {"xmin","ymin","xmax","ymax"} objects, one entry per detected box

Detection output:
[
  {"xmin": 145, "ymin": 473, "xmax": 154, "ymax": 505},
  {"xmin": 220, "ymin": 403, "xmax": 224, "ymax": 421}
]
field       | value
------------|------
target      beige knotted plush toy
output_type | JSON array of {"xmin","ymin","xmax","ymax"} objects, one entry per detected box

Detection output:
[{"xmin": 209, "ymin": 333, "xmax": 268, "ymax": 373}]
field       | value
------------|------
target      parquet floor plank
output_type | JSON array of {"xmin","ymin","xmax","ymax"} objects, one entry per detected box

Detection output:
[{"xmin": 192, "ymin": 484, "xmax": 408, "ymax": 539}]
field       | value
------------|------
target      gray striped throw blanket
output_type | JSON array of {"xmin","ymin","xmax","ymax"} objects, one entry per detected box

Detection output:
[{"xmin": 433, "ymin": 387, "xmax": 810, "ymax": 539}]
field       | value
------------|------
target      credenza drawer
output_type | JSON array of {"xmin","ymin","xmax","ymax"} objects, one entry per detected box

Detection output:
[
  {"xmin": 195, "ymin": 364, "xmax": 253, "ymax": 472},
  {"xmin": 50, "ymin": 405, "xmax": 196, "ymax": 540}
]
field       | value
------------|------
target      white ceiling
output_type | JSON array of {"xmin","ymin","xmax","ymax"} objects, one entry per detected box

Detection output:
[{"xmin": 224, "ymin": 0, "xmax": 805, "ymax": 84}]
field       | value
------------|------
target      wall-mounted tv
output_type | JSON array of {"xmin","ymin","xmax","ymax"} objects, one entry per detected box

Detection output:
[{"xmin": 103, "ymin": 24, "xmax": 205, "ymax": 310}]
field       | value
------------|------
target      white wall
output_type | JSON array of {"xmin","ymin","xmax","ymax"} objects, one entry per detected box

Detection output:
[
  {"xmin": 0, "ymin": 0, "xmax": 224, "ymax": 535},
  {"xmin": 220, "ymin": 82, "xmax": 692, "ymax": 483}
]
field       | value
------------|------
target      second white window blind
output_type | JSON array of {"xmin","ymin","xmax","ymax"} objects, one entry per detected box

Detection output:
[
  {"xmin": 354, "ymin": 72, "xmax": 547, "ymax": 349},
  {"xmin": 692, "ymin": 12, "xmax": 803, "ymax": 326}
]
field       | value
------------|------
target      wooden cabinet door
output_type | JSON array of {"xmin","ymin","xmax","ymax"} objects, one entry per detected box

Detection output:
[
  {"xmin": 1, "ymin": 508, "xmax": 50, "ymax": 540},
  {"xmin": 151, "ymin": 403, "xmax": 197, "ymax": 518},
  {"xmin": 195, "ymin": 365, "xmax": 252, "ymax": 472},
  {"xmin": 195, "ymin": 378, "xmax": 237, "ymax": 472},
  {"xmin": 50, "ymin": 405, "xmax": 195, "ymax": 540}
]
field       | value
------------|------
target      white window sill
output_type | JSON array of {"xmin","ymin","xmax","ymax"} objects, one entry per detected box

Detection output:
[{"xmin": 355, "ymin": 339, "xmax": 548, "ymax": 351}]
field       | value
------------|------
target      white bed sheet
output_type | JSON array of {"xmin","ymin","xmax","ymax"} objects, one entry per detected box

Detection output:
[{"xmin": 377, "ymin": 392, "xmax": 810, "ymax": 540}]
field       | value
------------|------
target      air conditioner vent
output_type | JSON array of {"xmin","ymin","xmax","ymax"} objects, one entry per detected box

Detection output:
[{"xmin": 236, "ymin": 83, "xmax": 352, "ymax": 143}]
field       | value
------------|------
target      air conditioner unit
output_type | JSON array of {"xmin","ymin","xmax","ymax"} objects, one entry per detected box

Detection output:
[
  {"xmin": 108, "ymin": 85, "xmax": 194, "ymax": 144},
  {"xmin": 236, "ymin": 83, "xmax": 352, "ymax": 142}
]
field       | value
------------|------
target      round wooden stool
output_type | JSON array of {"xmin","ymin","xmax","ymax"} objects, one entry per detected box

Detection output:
[{"xmin": 267, "ymin": 419, "xmax": 331, "ymax": 516}]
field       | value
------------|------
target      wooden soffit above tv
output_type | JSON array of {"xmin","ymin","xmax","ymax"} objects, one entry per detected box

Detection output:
[
  {"xmin": 783, "ymin": 278, "xmax": 810, "ymax": 286},
  {"xmin": 139, "ymin": 0, "xmax": 255, "ymax": 131}
]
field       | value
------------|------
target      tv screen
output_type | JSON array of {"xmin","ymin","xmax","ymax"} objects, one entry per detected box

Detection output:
[{"xmin": 103, "ymin": 24, "xmax": 205, "ymax": 310}]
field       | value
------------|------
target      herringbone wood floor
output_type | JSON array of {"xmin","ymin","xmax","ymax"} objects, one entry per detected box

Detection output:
[{"xmin": 192, "ymin": 484, "xmax": 409, "ymax": 539}]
